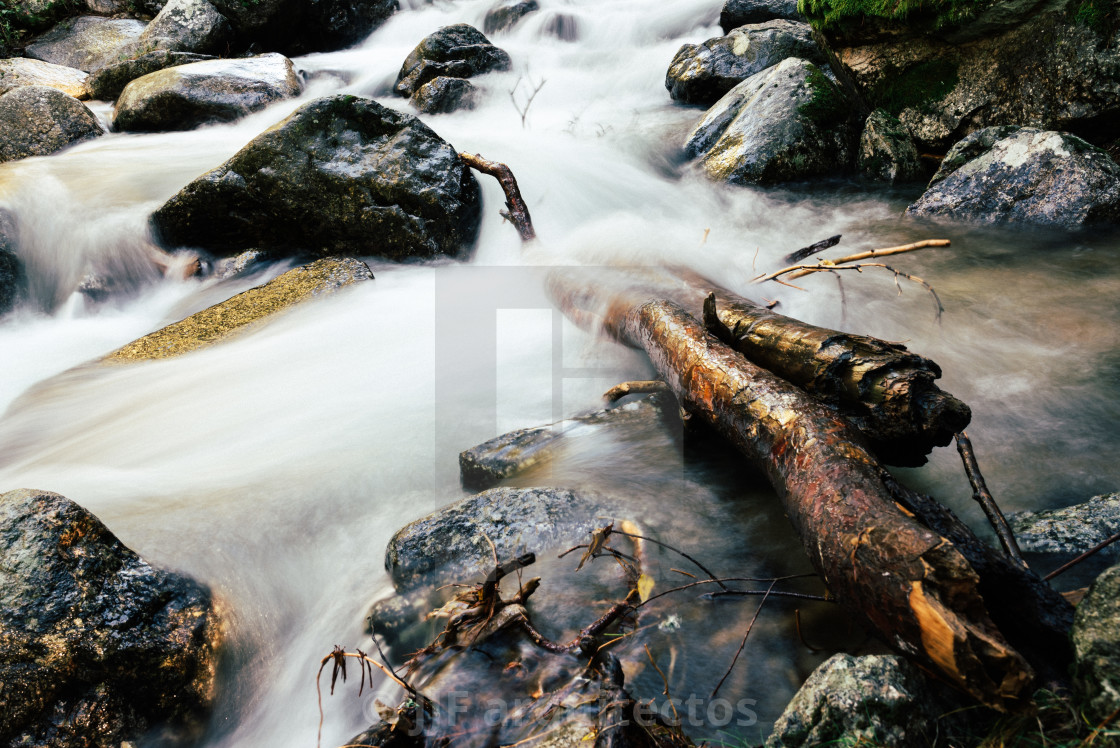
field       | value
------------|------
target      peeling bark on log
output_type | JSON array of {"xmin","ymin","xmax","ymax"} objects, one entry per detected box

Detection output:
[{"xmin": 547, "ymin": 270, "xmax": 1073, "ymax": 710}]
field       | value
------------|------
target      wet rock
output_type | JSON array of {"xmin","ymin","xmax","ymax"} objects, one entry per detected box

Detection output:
[
  {"xmin": 812, "ymin": 8, "xmax": 1120, "ymax": 151},
  {"xmin": 86, "ymin": 0, "xmax": 132, "ymax": 13},
  {"xmin": 684, "ymin": 57, "xmax": 857, "ymax": 184},
  {"xmin": 102, "ymin": 257, "xmax": 372, "ymax": 362},
  {"xmin": 24, "ymin": 16, "xmax": 147, "ymax": 74},
  {"xmin": 85, "ymin": 50, "xmax": 215, "ymax": 101},
  {"xmin": 113, "ymin": 52, "xmax": 302, "ymax": 132},
  {"xmin": 0, "ymin": 211, "xmax": 21, "ymax": 316},
  {"xmin": 720, "ymin": 0, "xmax": 802, "ymax": 33},
  {"xmin": 386, "ymin": 487, "xmax": 608, "ymax": 592},
  {"xmin": 858, "ymin": 108, "xmax": 924, "ymax": 183},
  {"xmin": 483, "ymin": 0, "xmax": 539, "ymax": 34},
  {"xmin": 395, "ymin": 24, "xmax": 511, "ymax": 98},
  {"xmin": 411, "ymin": 75, "xmax": 478, "ymax": 114},
  {"xmin": 0, "ymin": 57, "xmax": 90, "ymax": 99},
  {"xmin": 0, "ymin": 488, "xmax": 222, "ymax": 747},
  {"xmin": 542, "ymin": 13, "xmax": 579, "ymax": 40},
  {"xmin": 460, "ymin": 397, "xmax": 667, "ymax": 491},
  {"xmin": 137, "ymin": 0, "xmax": 234, "ymax": 55},
  {"xmin": 207, "ymin": 0, "xmax": 397, "ymax": 55},
  {"xmin": 666, "ymin": 20, "xmax": 823, "ymax": 106},
  {"xmin": 0, "ymin": 85, "xmax": 104, "ymax": 163},
  {"xmin": 906, "ymin": 127, "xmax": 1120, "ymax": 227},
  {"xmin": 1072, "ymin": 565, "xmax": 1120, "ymax": 724},
  {"xmin": 765, "ymin": 654, "xmax": 967, "ymax": 747},
  {"xmin": 1010, "ymin": 492, "xmax": 1120, "ymax": 559},
  {"xmin": 209, "ymin": 248, "xmax": 273, "ymax": 281},
  {"xmin": 150, "ymin": 94, "xmax": 481, "ymax": 260}
]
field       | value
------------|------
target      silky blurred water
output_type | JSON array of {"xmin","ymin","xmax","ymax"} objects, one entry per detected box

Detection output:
[{"xmin": 1, "ymin": 0, "xmax": 1118, "ymax": 745}]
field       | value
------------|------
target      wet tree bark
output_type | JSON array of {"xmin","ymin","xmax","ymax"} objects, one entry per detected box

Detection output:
[{"xmin": 547, "ymin": 270, "xmax": 1073, "ymax": 710}]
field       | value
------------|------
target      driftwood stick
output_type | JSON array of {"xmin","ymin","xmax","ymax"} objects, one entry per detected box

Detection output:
[
  {"xmin": 955, "ymin": 432, "xmax": 1026, "ymax": 565},
  {"xmin": 458, "ymin": 152, "xmax": 536, "ymax": 241},
  {"xmin": 784, "ymin": 234, "xmax": 841, "ymax": 264},
  {"xmin": 755, "ymin": 239, "xmax": 950, "ymax": 283},
  {"xmin": 603, "ymin": 380, "xmax": 669, "ymax": 402},
  {"xmin": 1043, "ymin": 530, "xmax": 1120, "ymax": 582}
]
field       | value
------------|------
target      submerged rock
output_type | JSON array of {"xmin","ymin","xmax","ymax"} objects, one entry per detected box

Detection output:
[
  {"xmin": 24, "ymin": 16, "xmax": 147, "ymax": 73},
  {"xmin": 0, "ymin": 488, "xmax": 222, "ymax": 747},
  {"xmin": 386, "ymin": 486, "xmax": 608, "ymax": 592},
  {"xmin": 0, "ymin": 58, "xmax": 90, "ymax": 99},
  {"xmin": 684, "ymin": 57, "xmax": 856, "ymax": 184},
  {"xmin": 113, "ymin": 53, "xmax": 302, "ymax": 131},
  {"xmin": 411, "ymin": 75, "xmax": 478, "ymax": 114},
  {"xmin": 395, "ymin": 24, "xmax": 511, "ymax": 98},
  {"xmin": 1010, "ymin": 492, "xmax": 1120, "ymax": 559},
  {"xmin": 1072, "ymin": 565, "xmax": 1120, "ymax": 725},
  {"xmin": 766, "ymin": 654, "xmax": 967, "ymax": 747},
  {"xmin": 207, "ymin": 0, "xmax": 398, "ymax": 54},
  {"xmin": 0, "ymin": 211, "xmax": 21, "ymax": 315},
  {"xmin": 86, "ymin": 50, "xmax": 215, "ymax": 101},
  {"xmin": 720, "ymin": 0, "xmax": 801, "ymax": 33},
  {"xmin": 137, "ymin": 0, "xmax": 234, "ymax": 55},
  {"xmin": 102, "ymin": 257, "xmax": 372, "ymax": 362},
  {"xmin": 858, "ymin": 108, "xmax": 924, "ymax": 183},
  {"xmin": 0, "ymin": 85, "xmax": 104, "ymax": 163},
  {"xmin": 906, "ymin": 127, "xmax": 1120, "ymax": 227},
  {"xmin": 483, "ymin": 0, "xmax": 539, "ymax": 34},
  {"xmin": 151, "ymin": 95, "xmax": 481, "ymax": 259},
  {"xmin": 666, "ymin": 20, "xmax": 823, "ymax": 106}
]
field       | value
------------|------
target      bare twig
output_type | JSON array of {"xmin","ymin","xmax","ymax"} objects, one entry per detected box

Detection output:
[
  {"xmin": 711, "ymin": 580, "xmax": 776, "ymax": 698},
  {"xmin": 955, "ymin": 431, "xmax": 1026, "ymax": 565},
  {"xmin": 1043, "ymin": 530, "xmax": 1120, "ymax": 582},
  {"xmin": 603, "ymin": 380, "xmax": 669, "ymax": 402},
  {"xmin": 610, "ymin": 529, "xmax": 730, "ymax": 592},
  {"xmin": 509, "ymin": 73, "xmax": 546, "ymax": 129},
  {"xmin": 755, "ymin": 239, "xmax": 950, "ymax": 283},
  {"xmin": 458, "ymin": 152, "xmax": 536, "ymax": 241},
  {"xmin": 794, "ymin": 609, "xmax": 823, "ymax": 653}
]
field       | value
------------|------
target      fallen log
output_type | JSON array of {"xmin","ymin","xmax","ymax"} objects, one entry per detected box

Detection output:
[{"xmin": 547, "ymin": 270, "xmax": 1074, "ymax": 709}]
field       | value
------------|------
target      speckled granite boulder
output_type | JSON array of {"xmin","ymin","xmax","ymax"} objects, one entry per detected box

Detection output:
[
  {"xmin": 137, "ymin": 0, "xmax": 234, "ymax": 55},
  {"xmin": 1010, "ymin": 492, "xmax": 1120, "ymax": 559},
  {"xmin": 720, "ymin": 0, "xmax": 801, "ymax": 33},
  {"xmin": 86, "ymin": 50, "xmax": 216, "ymax": 101},
  {"xmin": 24, "ymin": 16, "xmax": 147, "ymax": 73},
  {"xmin": 0, "ymin": 85, "xmax": 103, "ymax": 163},
  {"xmin": 1072, "ymin": 565, "xmax": 1120, "ymax": 725},
  {"xmin": 0, "ymin": 488, "xmax": 222, "ymax": 747},
  {"xmin": 0, "ymin": 58, "xmax": 89, "ymax": 99}
]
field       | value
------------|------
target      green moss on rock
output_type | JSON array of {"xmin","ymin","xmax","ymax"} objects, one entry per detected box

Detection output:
[
  {"xmin": 798, "ymin": 0, "xmax": 988, "ymax": 32},
  {"xmin": 870, "ymin": 59, "xmax": 958, "ymax": 116}
]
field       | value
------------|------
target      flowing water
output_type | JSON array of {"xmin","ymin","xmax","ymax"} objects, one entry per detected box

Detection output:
[{"xmin": 2, "ymin": 0, "xmax": 1120, "ymax": 744}]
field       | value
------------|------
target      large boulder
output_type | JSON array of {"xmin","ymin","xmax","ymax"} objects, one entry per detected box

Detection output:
[
  {"xmin": 766, "ymin": 654, "xmax": 967, "ymax": 747},
  {"xmin": 150, "ymin": 95, "xmax": 482, "ymax": 260},
  {"xmin": 666, "ymin": 20, "xmax": 824, "ymax": 106},
  {"xmin": 112, "ymin": 53, "xmax": 302, "ymax": 131},
  {"xmin": 858, "ymin": 108, "xmax": 924, "ymax": 182},
  {"xmin": 24, "ymin": 16, "xmax": 147, "ymax": 73},
  {"xmin": 206, "ymin": 0, "xmax": 397, "ymax": 54},
  {"xmin": 102, "ymin": 257, "xmax": 373, "ymax": 362},
  {"xmin": 483, "ymin": 0, "xmax": 539, "ymax": 34},
  {"xmin": 0, "ymin": 57, "xmax": 89, "ymax": 99},
  {"xmin": 802, "ymin": 3, "xmax": 1120, "ymax": 151},
  {"xmin": 85, "ymin": 50, "xmax": 215, "ymax": 101},
  {"xmin": 0, "ymin": 488, "xmax": 222, "ymax": 746},
  {"xmin": 1011, "ymin": 492, "xmax": 1120, "ymax": 559},
  {"xmin": 394, "ymin": 24, "xmax": 512, "ymax": 98},
  {"xmin": 1072, "ymin": 565, "xmax": 1120, "ymax": 725},
  {"xmin": 0, "ymin": 211, "xmax": 21, "ymax": 316},
  {"xmin": 136, "ymin": 0, "xmax": 234, "ymax": 55},
  {"xmin": 906, "ymin": 127, "xmax": 1120, "ymax": 227},
  {"xmin": 0, "ymin": 85, "xmax": 104, "ymax": 163},
  {"xmin": 684, "ymin": 57, "xmax": 857, "ymax": 184},
  {"xmin": 720, "ymin": 0, "xmax": 802, "ymax": 33}
]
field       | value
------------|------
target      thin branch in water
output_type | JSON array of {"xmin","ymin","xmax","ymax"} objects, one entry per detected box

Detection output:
[
  {"xmin": 509, "ymin": 73, "xmax": 546, "ymax": 129},
  {"xmin": 794, "ymin": 609, "xmax": 823, "ymax": 653},
  {"xmin": 955, "ymin": 431, "xmax": 1025, "ymax": 565},
  {"xmin": 603, "ymin": 380, "xmax": 669, "ymax": 402},
  {"xmin": 784, "ymin": 234, "xmax": 841, "ymax": 264},
  {"xmin": 754, "ymin": 238, "xmax": 950, "ymax": 284},
  {"xmin": 610, "ymin": 528, "xmax": 730, "ymax": 592},
  {"xmin": 644, "ymin": 644, "xmax": 680, "ymax": 723},
  {"xmin": 458, "ymin": 152, "xmax": 536, "ymax": 241},
  {"xmin": 711, "ymin": 580, "xmax": 776, "ymax": 698}
]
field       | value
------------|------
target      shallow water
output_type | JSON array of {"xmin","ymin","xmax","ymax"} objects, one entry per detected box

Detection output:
[{"xmin": 1, "ymin": 0, "xmax": 1118, "ymax": 745}]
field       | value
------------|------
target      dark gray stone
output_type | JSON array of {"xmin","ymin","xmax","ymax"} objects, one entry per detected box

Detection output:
[
  {"xmin": 86, "ymin": 50, "xmax": 216, "ymax": 101},
  {"xmin": 150, "ymin": 94, "xmax": 481, "ymax": 261},
  {"xmin": 906, "ymin": 127, "xmax": 1120, "ymax": 227},
  {"xmin": 1072, "ymin": 565, "xmax": 1120, "ymax": 725},
  {"xmin": 24, "ymin": 16, "xmax": 147, "ymax": 74},
  {"xmin": 720, "ymin": 0, "xmax": 802, "ymax": 33},
  {"xmin": 0, "ymin": 211, "xmax": 21, "ymax": 316},
  {"xmin": 113, "ymin": 53, "xmax": 303, "ymax": 132},
  {"xmin": 858, "ymin": 108, "xmax": 924, "ymax": 182},
  {"xmin": 395, "ymin": 24, "xmax": 511, "ymax": 98},
  {"xmin": 766, "ymin": 654, "xmax": 967, "ymax": 747},
  {"xmin": 483, "ymin": 0, "xmax": 539, "ymax": 34},
  {"xmin": 137, "ymin": 0, "xmax": 234, "ymax": 55},
  {"xmin": 666, "ymin": 20, "xmax": 824, "ymax": 106},
  {"xmin": 1011, "ymin": 492, "xmax": 1120, "ymax": 559},
  {"xmin": 207, "ymin": 0, "xmax": 397, "ymax": 54},
  {"xmin": 684, "ymin": 57, "xmax": 857, "ymax": 184},
  {"xmin": 386, "ymin": 486, "xmax": 608, "ymax": 592},
  {"xmin": 411, "ymin": 76, "xmax": 478, "ymax": 114},
  {"xmin": 0, "ymin": 85, "xmax": 104, "ymax": 163},
  {"xmin": 0, "ymin": 488, "xmax": 222, "ymax": 747}
]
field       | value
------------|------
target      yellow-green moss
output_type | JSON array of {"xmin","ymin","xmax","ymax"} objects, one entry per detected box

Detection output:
[
  {"xmin": 797, "ymin": 0, "xmax": 988, "ymax": 32},
  {"xmin": 869, "ymin": 60, "xmax": 958, "ymax": 116}
]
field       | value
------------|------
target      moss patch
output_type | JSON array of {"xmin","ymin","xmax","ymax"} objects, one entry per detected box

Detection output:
[
  {"xmin": 1072, "ymin": 0, "xmax": 1115, "ymax": 31},
  {"xmin": 798, "ymin": 0, "xmax": 989, "ymax": 32},
  {"xmin": 798, "ymin": 65, "xmax": 848, "ymax": 124},
  {"xmin": 869, "ymin": 59, "xmax": 958, "ymax": 116}
]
